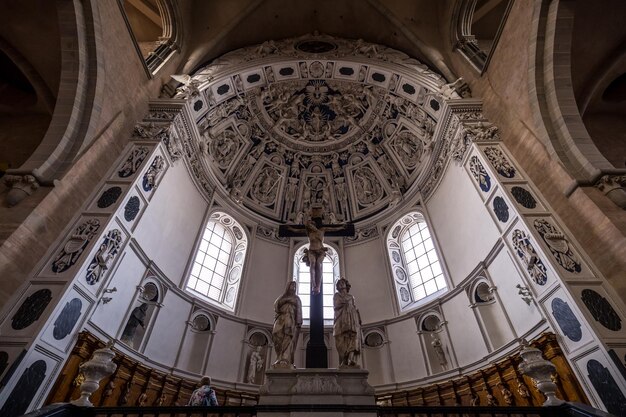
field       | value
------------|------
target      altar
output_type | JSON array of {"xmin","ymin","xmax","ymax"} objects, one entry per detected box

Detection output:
[{"xmin": 258, "ymin": 368, "xmax": 376, "ymax": 417}]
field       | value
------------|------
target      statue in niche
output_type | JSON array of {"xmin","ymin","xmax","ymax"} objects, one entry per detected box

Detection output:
[
  {"xmin": 431, "ymin": 334, "xmax": 447, "ymax": 370},
  {"xmin": 247, "ymin": 346, "xmax": 264, "ymax": 384},
  {"xmin": 121, "ymin": 303, "xmax": 148, "ymax": 346},
  {"xmin": 333, "ymin": 278, "xmax": 362, "ymax": 368},
  {"xmin": 271, "ymin": 281, "xmax": 302, "ymax": 368}
]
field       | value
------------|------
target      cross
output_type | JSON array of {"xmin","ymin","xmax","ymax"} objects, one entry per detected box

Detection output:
[{"xmin": 278, "ymin": 213, "xmax": 355, "ymax": 368}]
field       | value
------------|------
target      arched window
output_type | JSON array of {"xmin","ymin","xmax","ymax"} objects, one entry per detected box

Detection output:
[
  {"xmin": 387, "ymin": 212, "xmax": 447, "ymax": 311},
  {"xmin": 293, "ymin": 244, "xmax": 339, "ymax": 324},
  {"xmin": 185, "ymin": 212, "xmax": 247, "ymax": 311}
]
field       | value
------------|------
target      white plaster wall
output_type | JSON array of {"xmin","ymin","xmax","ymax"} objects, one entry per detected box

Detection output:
[
  {"xmin": 487, "ymin": 248, "xmax": 544, "ymax": 335},
  {"xmin": 387, "ymin": 318, "xmax": 426, "ymax": 382},
  {"xmin": 206, "ymin": 317, "xmax": 247, "ymax": 381},
  {"xmin": 237, "ymin": 238, "xmax": 290, "ymax": 322},
  {"xmin": 426, "ymin": 163, "xmax": 500, "ymax": 285},
  {"xmin": 144, "ymin": 290, "xmax": 191, "ymax": 363},
  {"xmin": 344, "ymin": 239, "xmax": 396, "ymax": 322},
  {"xmin": 134, "ymin": 162, "xmax": 208, "ymax": 282},
  {"xmin": 441, "ymin": 292, "xmax": 487, "ymax": 365},
  {"xmin": 89, "ymin": 248, "xmax": 145, "ymax": 336}
]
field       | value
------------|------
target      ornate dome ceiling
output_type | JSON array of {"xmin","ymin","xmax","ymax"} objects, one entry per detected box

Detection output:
[{"xmin": 174, "ymin": 34, "xmax": 465, "ymax": 225}]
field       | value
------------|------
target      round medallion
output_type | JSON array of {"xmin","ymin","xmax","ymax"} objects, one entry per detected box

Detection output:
[
  {"xmin": 365, "ymin": 332, "xmax": 384, "ymax": 347},
  {"xmin": 308, "ymin": 61, "xmax": 325, "ymax": 78},
  {"xmin": 395, "ymin": 267, "xmax": 407, "ymax": 283},
  {"xmin": 228, "ymin": 266, "xmax": 242, "ymax": 283}
]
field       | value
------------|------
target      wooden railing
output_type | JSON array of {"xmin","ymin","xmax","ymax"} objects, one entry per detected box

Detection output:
[{"xmin": 23, "ymin": 402, "xmax": 607, "ymax": 417}]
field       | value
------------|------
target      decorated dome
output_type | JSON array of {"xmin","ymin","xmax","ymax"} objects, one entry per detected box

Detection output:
[{"xmin": 174, "ymin": 34, "xmax": 465, "ymax": 225}]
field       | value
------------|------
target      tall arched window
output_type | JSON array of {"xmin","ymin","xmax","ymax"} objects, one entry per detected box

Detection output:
[
  {"xmin": 293, "ymin": 244, "xmax": 339, "ymax": 324},
  {"xmin": 185, "ymin": 212, "xmax": 247, "ymax": 311},
  {"xmin": 387, "ymin": 212, "xmax": 448, "ymax": 311}
]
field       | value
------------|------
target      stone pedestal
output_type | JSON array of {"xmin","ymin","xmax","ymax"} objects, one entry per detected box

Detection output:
[{"xmin": 258, "ymin": 368, "xmax": 376, "ymax": 417}]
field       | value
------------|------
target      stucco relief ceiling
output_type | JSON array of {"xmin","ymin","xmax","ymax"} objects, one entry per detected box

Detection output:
[{"xmin": 175, "ymin": 34, "xmax": 462, "ymax": 225}]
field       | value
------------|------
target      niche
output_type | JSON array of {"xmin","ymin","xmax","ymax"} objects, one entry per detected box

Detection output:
[
  {"xmin": 244, "ymin": 330, "xmax": 269, "ymax": 385},
  {"xmin": 417, "ymin": 312, "xmax": 453, "ymax": 375},
  {"xmin": 469, "ymin": 278, "xmax": 514, "ymax": 351},
  {"xmin": 120, "ymin": 280, "xmax": 161, "ymax": 351},
  {"xmin": 176, "ymin": 310, "xmax": 215, "ymax": 374}
]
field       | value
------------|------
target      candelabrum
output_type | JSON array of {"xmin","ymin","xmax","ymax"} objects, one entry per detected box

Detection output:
[
  {"xmin": 71, "ymin": 342, "xmax": 117, "ymax": 406},
  {"xmin": 518, "ymin": 339, "xmax": 564, "ymax": 406}
]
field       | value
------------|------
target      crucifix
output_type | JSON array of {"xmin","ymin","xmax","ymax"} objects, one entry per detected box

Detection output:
[{"xmin": 278, "ymin": 210, "xmax": 355, "ymax": 368}]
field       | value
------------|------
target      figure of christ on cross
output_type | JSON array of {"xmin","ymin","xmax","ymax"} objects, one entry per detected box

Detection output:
[
  {"xmin": 279, "ymin": 218, "xmax": 355, "ymax": 294},
  {"xmin": 278, "ymin": 214, "xmax": 354, "ymax": 368}
]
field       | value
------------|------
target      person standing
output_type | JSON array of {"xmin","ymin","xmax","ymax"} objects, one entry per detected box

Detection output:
[{"xmin": 187, "ymin": 376, "xmax": 218, "ymax": 406}]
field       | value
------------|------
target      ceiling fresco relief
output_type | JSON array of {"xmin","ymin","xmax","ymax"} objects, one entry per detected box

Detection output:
[{"xmin": 169, "ymin": 35, "xmax": 486, "ymax": 227}]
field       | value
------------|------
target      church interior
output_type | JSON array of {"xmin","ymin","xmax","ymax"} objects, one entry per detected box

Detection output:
[{"xmin": 1, "ymin": 0, "xmax": 626, "ymax": 416}]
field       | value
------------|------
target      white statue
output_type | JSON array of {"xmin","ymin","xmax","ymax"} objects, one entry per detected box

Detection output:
[
  {"xmin": 271, "ymin": 281, "xmax": 302, "ymax": 368},
  {"xmin": 247, "ymin": 346, "xmax": 264, "ymax": 383},
  {"xmin": 333, "ymin": 278, "xmax": 362, "ymax": 368}
]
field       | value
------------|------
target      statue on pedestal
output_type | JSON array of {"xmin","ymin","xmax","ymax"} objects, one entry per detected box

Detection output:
[
  {"xmin": 272, "ymin": 281, "xmax": 302, "ymax": 368},
  {"xmin": 333, "ymin": 278, "xmax": 362, "ymax": 368}
]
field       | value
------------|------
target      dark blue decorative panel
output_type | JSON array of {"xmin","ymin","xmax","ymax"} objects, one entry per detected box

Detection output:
[
  {"xmin": 11, "ymin": 289, "xmax": 52, "ymax": 330},
  {"xmin": 339, "ymin": 67, "xmax": 354, "ymax": 76},
  {"xmin": 53, "ymin": 298, "xmax": 83, "ymax": 340},
  {"xmin": 430, "ymin": 99, "xmax": 440, "ymax": 111},
  {"xmin": 124, "ymin": 196, "xmax": 141, "ymax": 222},
  {"xmin": 581, "ymin": 289, "xmax": 622, "ymax": 331},
  {"xmin": 279, "ymin": 67, "xmax": 294, "ymax": 76},
  {"xmin": 0, "ymin": 360, "xmax": 47, "ymax": 417},
  {"xmin": 247, "ymin": 74, "xmax": 261, "ymax": 83},
  {"xmin": 402, "ymin": 83, "xmax": 416, "ymax": 95},
  {"xmin": 469, "ymin": 156, "xmax": 491, "ymax": 192},
  {"xmin": 511, "ymin": 186, "xmax": 536, "ymax": 209},
  {"xmin": 372, "ymin": 73, "xmax": 386, "ymax": 82},
  {"xmin": 587, "ymin": 359, "xmax": 626, "ymax": 416},
  {"xmin": 193, "ymin": 100, "xmax": 203, "ymax": 111},
  {"xmin": 216, "ymin": 84, "xmax": 230, "ymax": 95},
  {"xmin": 493, "ymin": 196, "xmax": 509, "ymax": 223},
  {"xmin": 97, "ymin": 186, "xmax": 122, "ymax": 209},
  {"xmin": 551, "ymin": 298, "xmax": 582, "ymax": 342}
]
